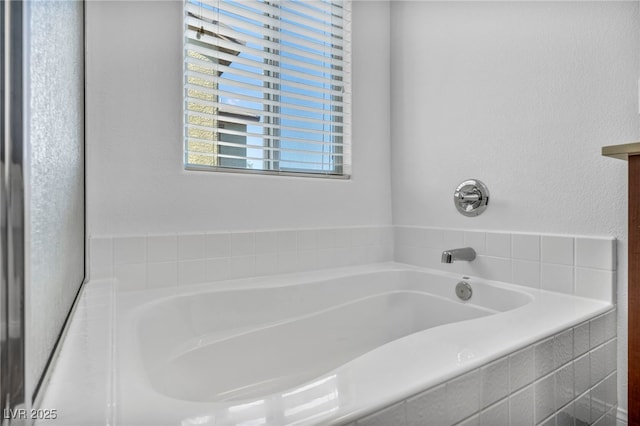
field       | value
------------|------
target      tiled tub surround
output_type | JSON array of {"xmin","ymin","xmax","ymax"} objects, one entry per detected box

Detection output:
[
  {"xmin": 352, "ymin": 309, "xmax": 617, "ymax": 426},
  {"xmin": 89, "ymin": 226, "xmax": 394, "ymax": 290},
  {"xmin": 395, "ymin": 226, "xmax": 616, "ymax": 303}
]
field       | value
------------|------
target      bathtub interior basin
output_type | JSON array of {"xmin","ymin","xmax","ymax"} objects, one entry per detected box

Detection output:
[{"xmin": 135, "ymin": 268, "xmax": 533, "ymax": 403}]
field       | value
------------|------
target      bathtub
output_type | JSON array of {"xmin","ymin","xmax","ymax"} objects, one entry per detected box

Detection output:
[{"xmin": 115, "ymin": 262, "xmax": 611, "ymax": 426}]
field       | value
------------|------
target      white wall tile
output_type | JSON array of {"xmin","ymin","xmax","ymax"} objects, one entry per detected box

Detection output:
[
  {"xmin": 512, "ymin": 260, "xmax": 540, "ymax": 289},
  {"xmin": 480, "ymin": 357, "xmax": 509, "ymax": 408},
  {"xmin": 230, "ymin": 256, "xmax": 255, "ymax": 279},
  {"xmin": 482, "ymin": 256, "xmax": 512, "ymax": 283},
  {"xmin": 553, "ymin": 329, "xmax": 573, "ymax": 369},
  {"xmin": 424, "ymin": 228, "xmax": 444, "ymax": 249},
  {"xmin": 603, "ymin": 310, "xmax": 616, "ymax": 342},
  {"xmin": 147, "ymin": 261, "xmax": 178, "ymax": 288},
  {"xmin": 206, "ymin": 257, "xmax": 230, "ymax": 282},
  {"xmin": 406, "ymin": 384, "xmax": 447, "ymax": 426},
  {"xmin": 205, "ymin": 232, "xmax": 231, "ymax": 258},
  {"xmin": 178, "ymin": 259, "xmax": 207, "ymax": 285},
  {"xmin": 509, "ymin": 385, "xmax": 534, "ymax": 426},
  {"xmin": 575, "ymin": 391, "xmax": 590, "ymax": 425},
  {"xmin": 351, "ymin": 227, "xmax": 370, "ymax": 247},
  {"xmin": 464, "ymin": 231, "xmax": 486, "ymax": 256},
  {"xmin": 574, "ymin": 322, "xmax": 590, "ymax": 358},
  {"xmin": 446, "ymin": 370, "xmax": 480, "ymax": 424},
  {"xmin": 478, "ymin": 399, "xmax": 508, "ymax": 426},
  {"xmin": 575, "ymin": 268, "xmax": 614, "ymax": 302},
  {"xmin": 510, "ymin": 346, "xmax": 534, "ymax": 392},
  {"xmin": 255, "ymin": 253, "xmax": 278, "ymax": 276},
  {"xmin": 541, "ymin": 236, "xmax": 574, "ymax": 266},
  {"xmin": 298, "ymin": 250, "xmax": 318, "ymax": 271},
  {"xmin": 590, "ymin": 344, "xmax": 608, "ymax": 386},
  {"xmin": 277, "ymin": 230, "xmax": 298, "ymax": 252},
  {"xmin": 298, "ymin": 229, "xmax": 318, "ymax": 251},
  {"xmin": 574, "ymin": 354, "xmax": 590, "ymax": 397},
  {"xmin": 556, "ymin": 402, "xmax": 574, "ymax": 426},
  {"xmin": 231, "ymin": 232, "xmax": 254, "ymax": 257},
  {"xmin": 534, "ymin": 337, "xmax": 555, "ymax": 379},
  {"xmin": 591, "ymin": 381, "xmax": 607, "ymax": 422},
  {"xmin": 316, "ymin": 228, "xmax": 336, "ymax": 249},
  {"xmin": 90, "ymin": 237, "xmax": 112, "ymax": 279},
  {"xmin": 254, "ymin": 231, "xmax": 277, "ymax": 255},
  {"xmin": 534, "ymin": 373, "xmax": 556, "ymax": 424},
  {"xmin": 113, "ymin": 236, "xmax": 146, "ymax": 265},
  {"xmin": 486, "ymin": 233, "xmax": 511, "ymax": 258},
  {"xmin": 575, "ymin": 238, "xmax": 615, "ymax": 271},
  {"xmin": 357, "ymin": 402, "xmax": 406, "ymax": 426},
  {"xmin": 178, "ymin": 234, "xmax": 205, "ymax": 260},
  {"xmin": 540, "ymin": 263, "xmax": 573, "ymax": 295},
  {"xmin": 443, "ymin": 229, "xmax": 465, "ymax": 249},
  {"xmin": 456, "ymin": 414, "xmax": 479, "ymax": 426},
  {"xmin": 334, "ymin": 228, "xmax": 352, "ymax": 248},
  {"xmin": 114, "ymin": 262, "xmax": 146, "ymax": 290},
  {"xmin": 278, "ymin": 252, "xmax": 299, "ymax": 273},
  {"xmin": 512, "ymin": 234, "xmax": 540, "ymax": 261},
  {"xmin": 555, "ymin": 362, "xmax": 574, "ymax": 410},
  {"xmin": 147, "ymin": 234, "xmax": 177, "ymax": 262},
  {"xmin": 590, "ymin": 315, "xmax": 606, "ymax": 349}
]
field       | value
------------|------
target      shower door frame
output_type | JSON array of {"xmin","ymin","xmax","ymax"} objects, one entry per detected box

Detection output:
[{"xmin": 2, "ymin": 1, "xmax": 87, "ymax": 424}]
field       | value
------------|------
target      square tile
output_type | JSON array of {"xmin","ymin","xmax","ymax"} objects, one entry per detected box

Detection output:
[
  {"xmin": 540, "ymin": 263, "xmax": 573, "ymax": 295},
  {"xmin": 206, "ymin": 257, "xmax": 230, "ymax": 282},
  {"xmin": 277, "ymin": 230, "xmax": 298, "ymax": 252},
  {"xmin": 464, "ymin": 231, "xmax": 487, "ymax": 256},
  {"xmin": 114, "ymin": 262, "xmax": 146, "ymax": 291},
  {"xmin": 424, "ymin": 228, "xmax": 444, "ymax": 249},
  {"xmin": 555, "ymin": 362, "xmax": 574, "ymax": 410},
  {"xmin": 178, "ymin": 259, "xmax": 207, "ymax": 285},
  {"xmin": 255, "ymin": 254, "xmax": 278, "ymax": 276},
  {"xmin": 481, "ymin": 357, "xmax": 509, "ymax": 408},
  {"xmin": 574, "ymin": 353, "xmax": 590, "ymax": 397},
  {"xmin": 205, "ymin": 232, "xmax": 231, "ymax": 258},
  {"xmin": 298, "ymin": 229, "xmax": 318, "ymax": 250},
  {"xmin": 554, "ymin": 329, "xmax": 574, "ymax": 369},
  {"xmin": 541, "ymin": 235, "xmax": 574, "ymax": 266},
  {"xmin": 590, "ymin": 315, "xmax": 606, "ymax": 349},
  {"xmin": 575, "ymin": 237, "xmax": 615, "ymax": 271},
  {"xmin": 479, "ymin": 399, "xmax": 508, "ymax": 426},
  {"xmin": 556, "ymin": 402, "xmax": 574, "ymax": 426},
  {"xmin": 603, "ymin": 310, "xmax": 616, "ymax": 341},
  {"xmin": 113, "ymin": 236, "xmax": 146, "ymax": 265},
  {"xmin": 254, "ymin": 231, "xmax": 277, "ymax": 255},
  {"xmin": 231, "ymin": 232, "xmax": 255, "ymax": 256},
  {"xmin": 575, "ymin": 268, "xmax": 614, "ymax": 302},
  {"xmin": 147, "ymin": 262, "xmax": 178, "ymax": 288},
  {"xmin": 510, "ymin": 346, "xmax": 534, "ymax": 392},
  {"xmin": 509, "ymin": 385, "xmax": 534, "ymax": 426},
  {"xmin": 512, "ymin": 234, "xmax": 540, "ymax": 261},
  {"xmin": 147, "ymin": 235, "xmax": 177, "ymax": 262},
  {"xmin": 575, "ymin": 391, "xmax": 590, "ymax": 425},
  {"xmin": 178, "ymin": 234, "xmax": 205, "ymax": 260},
  {"xmin": 574, "ymin": 322, "xmax": 590, "ymax": 358},
  {"xmin": 406, "ymin": 384, "xmax": 446, "ymax": 426},
  {"xmin": 230, "ymin": 256, "xmax": 255, "ymax": 279},
  {"xmin": 446, "ymin": 369, "xmax": 481, "ymax": 424},
  {"xmin": 534, "ymin": 337, "xmax": 554, "ymax": 379},
  {"xmin": 357, "ymin": 402, "xmax": 406, "ymax": 426},
  {"xmin": 512, "ymin": 260, "xmax": 540, "ymax": 289},
  {"xmin": 333, "ymin": 228, "xmax": 352, "ymax": 248},
  {"xmin": 89, "ymin": 237, "xmax": 112, "ymax": 279},
  {"xmin": 590, "ymin": 345, "xmax": 608, "ymax": 386},
  {"xmin": 534, "ymin": 373, "xmax": 556, "ymax": 424},
  {"xmin": 486, "ymin": 233, "xmax": 511, "ymax": 258},
  {"xmin": 443, "ymin": 229, "xmax": 464, "ymax": 249}
]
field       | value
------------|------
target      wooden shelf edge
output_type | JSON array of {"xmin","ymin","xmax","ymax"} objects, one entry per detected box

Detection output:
[{"xmin": 602, "ymin": 142, "xmax": 640, "ymax": 160}]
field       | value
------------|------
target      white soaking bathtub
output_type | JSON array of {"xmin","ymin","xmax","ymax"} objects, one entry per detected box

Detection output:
[{"xmin": 114, "ymin": 262, "xmax": 611, "ymax": 426}]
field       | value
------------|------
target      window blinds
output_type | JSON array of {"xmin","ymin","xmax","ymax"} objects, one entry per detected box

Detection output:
[{"xmin": 184, "ymin": 0, "xmax": 351, "ymax": 176}]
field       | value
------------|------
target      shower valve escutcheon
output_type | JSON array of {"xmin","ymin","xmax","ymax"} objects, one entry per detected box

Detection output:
[{"xmin": 441, "ymin": 247, "xmax": 476, "ymax": 264}]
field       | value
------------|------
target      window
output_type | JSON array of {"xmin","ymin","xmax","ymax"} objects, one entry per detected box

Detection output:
[{"xmin": 184, "ymin": 0, "xmax": 351, "ymax": 177}]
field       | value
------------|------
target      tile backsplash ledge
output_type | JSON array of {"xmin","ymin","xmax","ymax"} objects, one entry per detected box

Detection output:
[
  {"xmin": 89, "ymin": 226, "xmax": 394, "ymax": 290},
  {"xmin": 395, "ymin": 226, "xmax": 616, "ymax": 303},
  {"xmin": 89, "ymin": 225, "xmax": 616, "ymax": 303}
]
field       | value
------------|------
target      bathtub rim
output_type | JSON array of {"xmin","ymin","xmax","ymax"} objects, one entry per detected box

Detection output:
[{"xmin": 112, "ymin": 262, "xmax": 613, "ymax": 425}]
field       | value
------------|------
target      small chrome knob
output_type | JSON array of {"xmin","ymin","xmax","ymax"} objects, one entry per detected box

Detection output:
[{"xmin": 454, "ymin": 179, "xmax": 489, "ymax": 217}]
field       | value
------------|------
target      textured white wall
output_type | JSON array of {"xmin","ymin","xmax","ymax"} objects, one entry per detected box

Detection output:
[
  {"xmin": 390, "ymin": 1, "xmax": 639, "ymax": 416},
  {"xmin": 85, "ymin": 1, "xmax": 392, "ymax": 235}
]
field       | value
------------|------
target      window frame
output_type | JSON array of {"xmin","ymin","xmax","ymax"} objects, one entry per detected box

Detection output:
[{"xmin": 182, "ymin": 0, "xmax": 352, "ymax": 179}]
